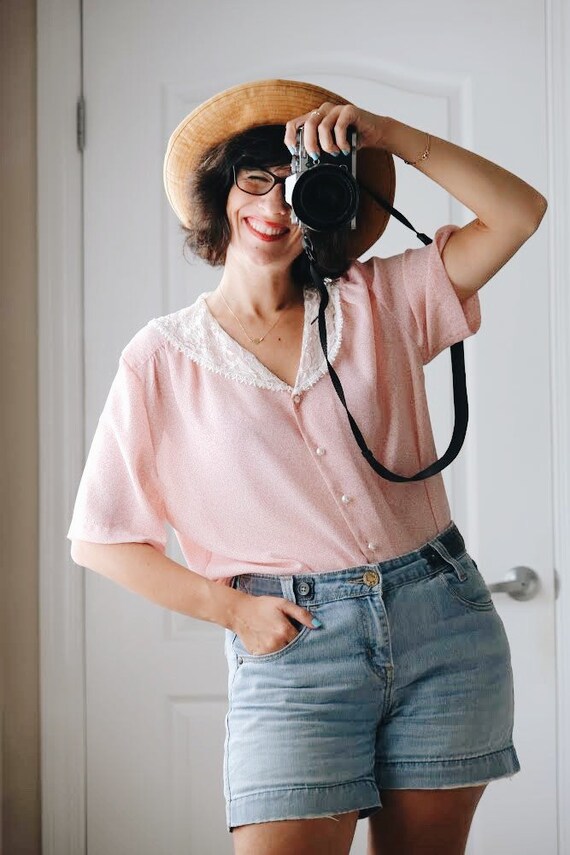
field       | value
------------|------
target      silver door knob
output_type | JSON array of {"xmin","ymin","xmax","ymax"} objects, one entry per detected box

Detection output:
[{"xmin": 487, "ymin": 566, "xmax": 540, "ymax": 601}]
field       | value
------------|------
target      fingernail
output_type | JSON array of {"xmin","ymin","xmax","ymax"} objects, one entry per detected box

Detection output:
[
  {"xmin": 309, "ymin": 151, "xmax": 319, "ymax": 161},
  {"xmin": 288, "ymin": 144, "xmax": 296, "ymax": 155},
  {"xmin": 311, "ymin": 617, "xmax": 322, "ymax": 627},
  {"xmin": 331, "ymin": 151, "xmax": 340, "ymax": 157},
  {"xmin": 341, "ymin": 149, "xmax": 350, "ymax": 156}
]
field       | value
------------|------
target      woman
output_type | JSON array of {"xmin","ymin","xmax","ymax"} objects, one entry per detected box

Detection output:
[{"xmin": 68, "ymin": 79, "xmax": 546, "ymax": 855}]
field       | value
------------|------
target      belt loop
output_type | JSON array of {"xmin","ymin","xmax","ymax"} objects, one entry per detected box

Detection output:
[
  {"xmin": 429, "ymin": 540, "xmax": 468, "ymax": 581},
  {"xmin": 279, "ymin": 576, "xmax": 297, "ymax": 604}
]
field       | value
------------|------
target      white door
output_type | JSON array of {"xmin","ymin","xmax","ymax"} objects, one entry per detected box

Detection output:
[{"xmin": 82, "ymin": 1, "xmax": 554, "ymax": 852}]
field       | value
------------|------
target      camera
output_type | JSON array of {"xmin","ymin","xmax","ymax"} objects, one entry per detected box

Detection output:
[{"xmin": 284, "ymin": 125, "xmax": 359, "ymax": 233}]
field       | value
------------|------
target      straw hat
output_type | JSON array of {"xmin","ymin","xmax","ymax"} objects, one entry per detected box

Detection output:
[{"xmin": 163, "ymin": 78, "xmax": 396, "ymax": 259}]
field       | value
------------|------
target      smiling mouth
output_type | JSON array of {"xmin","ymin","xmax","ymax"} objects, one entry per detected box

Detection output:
[{"xmin": 244, "ymin": 217, "xmax": 289, "ymax": 241}]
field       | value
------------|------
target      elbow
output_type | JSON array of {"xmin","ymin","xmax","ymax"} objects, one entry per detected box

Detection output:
[
  {"xmin": 526, "ymin": 193, "xmax": 548, "ymax": 233},
  {"xmin": 509, "ymin": 197, "xmax": 547, "ymax": 242}
]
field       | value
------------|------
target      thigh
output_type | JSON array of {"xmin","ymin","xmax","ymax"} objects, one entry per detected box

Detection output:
[
  {"xmin": 367, "ymin": 785, "xmax": 487, "ymax": 855},
  {"xmin": 233, "ymin": 810, "xmax": 359, "ymax": 855}
]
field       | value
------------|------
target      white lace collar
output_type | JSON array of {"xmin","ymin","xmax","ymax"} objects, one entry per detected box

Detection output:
[{"xmin": 149, "ymin": 281, "xmax": 343, "ymax": 394}]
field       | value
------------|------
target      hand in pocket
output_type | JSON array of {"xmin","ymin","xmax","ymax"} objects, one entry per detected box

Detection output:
[{"xmin": 231, "ymin": 593, "xmax": 320, "ymax": 656}]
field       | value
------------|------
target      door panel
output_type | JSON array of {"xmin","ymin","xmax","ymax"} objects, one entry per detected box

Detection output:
[{"xmin": 84, "ymin": 2, "xmax": 554, "ymax": 852}]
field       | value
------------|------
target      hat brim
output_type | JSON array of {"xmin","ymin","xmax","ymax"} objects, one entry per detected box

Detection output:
[{"xmin": 163, "ymin": 78, "xmax": 395, "ymax": 260}]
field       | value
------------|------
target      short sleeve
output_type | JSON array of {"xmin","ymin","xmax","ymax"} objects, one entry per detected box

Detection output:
[
  {"xmin": 368, "ymin": 223, "xmax": 482, "ymax": 365},
  {"xmin": 67, "ymin": 356, "xmax": 168, "ymax": 554}
]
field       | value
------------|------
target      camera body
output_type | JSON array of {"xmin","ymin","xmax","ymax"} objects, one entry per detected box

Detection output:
[{"xmin": 284, "ymin": 125, "xmax": 359, "ymax": 232}]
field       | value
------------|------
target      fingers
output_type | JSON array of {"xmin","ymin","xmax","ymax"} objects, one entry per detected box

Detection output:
[
  {"xmin": 314, "ymin": 109, "xmax": 342, "ymax": 156},
  {"xmin": 287, "ymin": 602, "xmax": 322, "ymax": 629},
  {"xmin": 261, "ymin": 595, "xmax": 323, "ymax": 631},
  {"xmin": 284, "ymin": 103, "xmax": 358, "ymax": 159}
]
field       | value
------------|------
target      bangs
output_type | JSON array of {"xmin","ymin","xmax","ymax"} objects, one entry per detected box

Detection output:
[{"xmin": 226, "ymin": 124, "xmax": 291, "ymax": 170}]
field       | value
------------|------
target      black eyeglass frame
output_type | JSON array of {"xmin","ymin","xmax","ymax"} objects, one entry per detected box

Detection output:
[{"xmin": 232, "ymin": 164, "xmax": 292, "ymax": 196}]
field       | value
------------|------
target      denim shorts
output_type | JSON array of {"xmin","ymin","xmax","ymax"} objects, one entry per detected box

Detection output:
[{"xmin": 223, "ymin": 521, "xmax": 521, "ymax": 832}]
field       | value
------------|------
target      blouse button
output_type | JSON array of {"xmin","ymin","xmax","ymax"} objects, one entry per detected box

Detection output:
[
  {"xmin": 368, "ymin": 542, "xmax": 378, "ymax": 550},
  {"xmin": 341, "ymin": 494, "xmax": 351, "ymax": 504},
  {"xmin": 316, "ymin": 447, "xmax": 325, "ymax": 456},
  {"xmin": 292, "ymin": 394, "xmax": 301, "ymax": 404}
]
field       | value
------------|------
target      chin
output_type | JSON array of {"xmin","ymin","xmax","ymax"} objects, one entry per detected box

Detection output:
[{"xmin": 247, "ymin": 243, "xmax": 298, "ymax": 265}]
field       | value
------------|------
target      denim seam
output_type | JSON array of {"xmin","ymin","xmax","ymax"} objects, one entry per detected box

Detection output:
[
  {"xmin": 436, "ymin": 573, "xmax": 494, "ymax": 611},
  {"xmin": 380, "ymin": 565, "xmax": 449, "ymax": 596},
  {"xmin": 224, "ymin": 657, "xmax": 241, "ymax": 803},
  {"xmin": 239, "ymin": 591, "xmax": 380, "ymax": 606},
  {"xmin": 229, "ymin": 775, "xmax": 378, "ymax": 800},
  {"xmin": 377, "ymin": 743, "xmax": 517, "ymax": 765}
]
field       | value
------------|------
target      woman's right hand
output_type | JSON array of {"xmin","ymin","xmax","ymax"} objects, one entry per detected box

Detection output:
[{"xmin": 230, "ymin": 593, "xmax": 321, "ymax": 656}]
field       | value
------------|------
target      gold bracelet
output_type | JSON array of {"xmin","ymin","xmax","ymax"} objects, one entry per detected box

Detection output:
[{"xmin": 403, "ymin": 132, "xmax": 431, "ymax": 166}]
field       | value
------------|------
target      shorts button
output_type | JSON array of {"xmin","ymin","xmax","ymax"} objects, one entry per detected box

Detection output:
[
  {"xmin": 297, "ymin": 580, "xmax": 311, "ymax": 596},
  {"xmin": 363, "ymin": 569, "xmax": 379, "ymax": 586},
  {"xmin": 237, "ymin": 657, "xmax": 243, "ymax": 664}
]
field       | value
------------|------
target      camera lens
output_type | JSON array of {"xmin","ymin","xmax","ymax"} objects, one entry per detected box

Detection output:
[{"xmin": 291, "ymin": 164, "xmax": 359, "ymax": 232}]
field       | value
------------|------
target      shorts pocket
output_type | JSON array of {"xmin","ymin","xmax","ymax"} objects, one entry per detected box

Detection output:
[
  {"xmin": 435, "ymin": 551, "xmax": 495, "ymax": 612},
  {"xmin": 231, "ymin": 616, "xmax": 312, "ymax": 662}
]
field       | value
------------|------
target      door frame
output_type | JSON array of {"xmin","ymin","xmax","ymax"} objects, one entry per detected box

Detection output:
[{"xmin": 37, "ymin": 0, "xmax": 570, "ymax": 851}]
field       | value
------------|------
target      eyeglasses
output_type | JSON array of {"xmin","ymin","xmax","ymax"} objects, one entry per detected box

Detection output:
[{"xmin": 232, "ymin": 165, "xmax": 292, "ymax": 196}]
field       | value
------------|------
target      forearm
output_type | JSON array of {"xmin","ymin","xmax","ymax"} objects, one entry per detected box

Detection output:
[
  {"xmin": 71, "ymin": 541, "xmax": 248, "ymax": 630},
  {"xmin": 379, "ymin": 116, "xmax": 547, "ymax": 233}
]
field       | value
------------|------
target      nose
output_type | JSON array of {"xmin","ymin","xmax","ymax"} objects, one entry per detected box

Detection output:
[{"xmin": 257, "ymin": 181, "xmax": 290, "ymax": 217}]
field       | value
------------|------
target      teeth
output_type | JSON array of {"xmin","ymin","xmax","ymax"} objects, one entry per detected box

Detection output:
[{"xmin": 248, "ymin": 218, "xmax": 287, "ymax": 236}]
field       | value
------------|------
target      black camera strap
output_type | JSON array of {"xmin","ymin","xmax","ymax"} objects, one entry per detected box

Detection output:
[{"xmin": 302, "ymin": 193, "xmax": 469, "ymax": 483}]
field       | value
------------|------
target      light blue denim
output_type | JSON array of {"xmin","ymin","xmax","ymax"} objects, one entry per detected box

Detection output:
[{"xmin": 223, "ymin": 521, "xmax": 521, "ymax": 832}]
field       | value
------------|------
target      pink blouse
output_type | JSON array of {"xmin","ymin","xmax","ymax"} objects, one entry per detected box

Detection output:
[{"xmin": 67, "ymin": 224, "xmax": 481, "ymax": 586}]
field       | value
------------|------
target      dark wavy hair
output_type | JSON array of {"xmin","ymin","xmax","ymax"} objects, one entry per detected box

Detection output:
[{"xmin": 180, "ymin": 124, "xmax": 350, "ymax": 291}]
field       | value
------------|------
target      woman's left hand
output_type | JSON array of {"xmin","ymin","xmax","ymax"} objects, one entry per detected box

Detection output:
[{"xmin": 284, "ymin": 103, "xmax": 387, "ymax": 159}]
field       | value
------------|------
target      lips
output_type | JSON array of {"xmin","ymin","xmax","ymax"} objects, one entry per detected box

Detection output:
[{"xmin": 244, "ymin": 217, "xmax": 289, "ymax": 242}]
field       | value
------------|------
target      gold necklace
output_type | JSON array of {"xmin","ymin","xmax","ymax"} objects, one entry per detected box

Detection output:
[{"xmin": 219, "ymin": 287, "xmax": 299, "ymax": 345}]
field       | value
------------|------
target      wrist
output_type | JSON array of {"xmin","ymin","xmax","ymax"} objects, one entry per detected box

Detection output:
[
  {"xmin": 377, "ymin": 116, "xmax": 408, "ymax": 153},
  {"xmin": 375, "ymin": 115, "xmax": 395, "ymax": 149},
  {"xmin": 207, "ymin": 583, "xmax": 249, "ymax": 631},
  {"xmin": 378, "ymin": 117, "xmax": 430, "ymax": 165}
]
